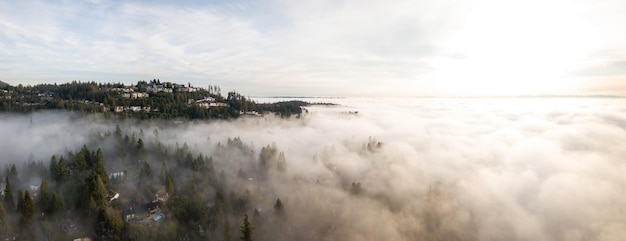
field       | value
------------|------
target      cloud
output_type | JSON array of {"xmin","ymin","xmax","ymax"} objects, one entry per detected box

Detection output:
[
  {"xmin": 1, "ymin": 0, "xmax": 626, "ymax": 95},
  {"xmin": 2, "ymin": 98, "xmax": 626, "ymax": 240}
]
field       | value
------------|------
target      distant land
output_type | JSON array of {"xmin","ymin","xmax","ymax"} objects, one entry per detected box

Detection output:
[
  {"xmin": 261, "ymin": 96, "xmax": 346, "ymax": 99},
  {"xmin": 0, "ymin": 80, "xmax": 10, "ymax": 88},
  {"xmin": 0, "ymin": 80, "xmax": 310, "ymax": 120}
]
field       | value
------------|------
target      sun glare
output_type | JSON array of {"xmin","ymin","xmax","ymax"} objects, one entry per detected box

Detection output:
[{"xmin": 430, "ymin": 0, "xmax": 597, "ymax": 96}]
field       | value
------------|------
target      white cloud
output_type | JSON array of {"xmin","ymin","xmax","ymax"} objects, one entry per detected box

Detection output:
[
  {"xmin": 0, "ymin": 0, "xmax": 625, "ymax": 96},
  {"xmin": 3, "ymin": 98, "xmax": 626, "ymax": 240}
]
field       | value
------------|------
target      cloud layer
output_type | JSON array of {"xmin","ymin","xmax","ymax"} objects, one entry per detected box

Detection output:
[{"xmin": 2, "ymin": 98, "xmax": 626, "ymax": 240}]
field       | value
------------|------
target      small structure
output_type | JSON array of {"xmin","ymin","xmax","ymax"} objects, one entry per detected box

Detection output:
[
  {"xmin": 155, "ymin": 187, "xmax": 169, "ymax": 203},
  {"xmin": 107, "ymin": 190, "xmax": 120, "ymax": 203},
  {"xmin": 109, "ymin": 171, "xmax": 125, "ymax": 180},
  {"xmin": 63, "ymin": 219, "xmax": 78, "ymax": 234},
  {"xmin": 73, "ymin": 238, "xmax": 92, "ymax": 241}
]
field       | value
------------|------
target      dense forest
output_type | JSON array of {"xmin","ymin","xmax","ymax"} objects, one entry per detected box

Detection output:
[
  {"xmin": 0, "ymin": 124, "xmax": 300, "ymax": 241},
  {"xmin": 0, "ymin": 104, "xmax": 483, "ymax": 241},
  {"xmin": 0, "ymin": 80, "xmax": 307, "ymax": 119}
]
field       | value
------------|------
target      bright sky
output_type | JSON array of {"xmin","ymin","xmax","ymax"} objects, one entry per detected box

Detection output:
[{"xmin": 1, "ymin": 0, "xmax": 625, "ymax": 97}]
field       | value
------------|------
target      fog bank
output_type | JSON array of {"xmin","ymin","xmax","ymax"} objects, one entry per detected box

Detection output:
[{"xmin": 2, "ymin": 97, "xmax": 626, "ymax": 241}]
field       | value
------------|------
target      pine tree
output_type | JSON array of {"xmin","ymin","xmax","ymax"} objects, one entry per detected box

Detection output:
[
  {"xmin": 114, "ymin": 124, "xmax": 122, "ymax": 139},
  {"xmin": 50, "ymin": 193, "xmax": 65, "ymax": 216},
  {"xmin": 0, "ymin": 201, "xmax": 7, "ymax": 232},
  {"xmin": 277, "ymin": 152, "xmax": 287, "ymax": 172},
  {"xmin": 57, "ymin": 156, "xmax": 68, "ymax": 181},
  {"xmin": 136, "ymin": 138, "xmax": 144, "ymax": 152},
  {"xmin": 239, "ymin": 214, "xmax": 253, "ymax": 241},
  {"xmin": 37, "ymin": 179, "xmax": 51, "ymax": 214},
  {"xmin": 274, "ymin": 198, "xmax": 284, "ymax": 216},
  {"xmin": 93, "ymin": 148, "xmax": 109, "ymax": 184},
  {"xmin": 165, "ymin": 173, "xmax": 175, "ymax": 195},
  {"xmin": 49, "ymin": 155, "xmax": 58, "ymax": 179},
  {"xmin": 140, "ymin": 162, "xmax": 152, "ymax": 179},
  {"xmin": 22, "ymin": 191, "xmax": 35, "ymax": 221},
  {"xmin": 16, "ymin": 189, "xmax": 23, "ymax": 215},
  {"xmin": 3, "ymin": 177, "xmax": 13, "ymax": 211}
]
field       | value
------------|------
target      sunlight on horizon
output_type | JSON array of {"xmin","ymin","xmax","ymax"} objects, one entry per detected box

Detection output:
[{"xmin": 428, "ymin": 0, "xmax": 598, "ymax": 96}]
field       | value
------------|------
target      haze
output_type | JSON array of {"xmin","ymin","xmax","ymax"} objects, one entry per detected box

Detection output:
[{"xmin": 2, "ymin": 97, "xmax": 626, "ymax": 240}]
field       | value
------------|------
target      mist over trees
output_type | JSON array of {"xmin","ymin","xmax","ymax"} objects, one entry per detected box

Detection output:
[{"xmin": 2, "ymin": 98, "xmax": 626, "ymax": 241}]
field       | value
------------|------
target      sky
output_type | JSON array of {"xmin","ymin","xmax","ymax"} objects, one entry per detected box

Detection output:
[{"xmin": 1, "ymin": 0, "xmax": 625, "ymax": 97}]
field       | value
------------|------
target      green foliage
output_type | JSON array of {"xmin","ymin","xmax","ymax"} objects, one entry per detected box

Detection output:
[
  {"xmin": 0, "ymin": 201, "xmax": 8, "ymax": 234},
  {"xmin": 49, "ymin": 193, "xmax": 65, "ymax": 216},
  {"xmin": 0, "ymin": 80, "xmax": 305, "ymax": 118},
  {"xmin": 83, "ymin": 174, "xmax": 108, "ymax": 216},
  {"xmin": 16, "ymin": 190, "xmax": 23, "ymax": 216},
  {"xmin": 239, "ymin": 214, "xmax": 253, "ymax": 241},
  {"xmin": 93, "ymin": 148, "xmax": 109, "ymax": 184},
  {"xmin": 21, "ymin": 191, "xmax": 35, "ymax": 222},
  {"xmin": 140, "ymin": 162, "xmax": 152, "ymax": 180},
  {"xmin": 37, "ymin": 179, "xmax": 51, "ymax": 214},
  {"xmin": 165, "ymin": 173, "xmax": 175, "ymax": 196},
  {"xmin": 3, "ymin": 177, "xmax": 13, "ymax": 211}
]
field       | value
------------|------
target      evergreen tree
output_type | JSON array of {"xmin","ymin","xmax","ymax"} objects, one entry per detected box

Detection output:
[
  {"xmin": 50, "ymin": 193, "xmax": 65, "ymax": 216},
  {"xmin": 37, "ymin": 179, "xmax": 51, "ymax": 214},
  {"xmin": 3, "ymin": 177, "xmax": 13, "ymax": 211},
  {"xmin": 83, "ymin": 174, "xmax": 108, "ymax": 216},
  {"xmin": 0, "ymin": 201, "xmax": 7, "ymax": 233},
  {"xmin": 274, "ymin": 198, "xmax": 284, "ymax": 216},
  {"xmin": 9, "ymin": 164, "xmax": 17, "ymax": 179},
  {"xmin": 16, "ymin": 189, "xmax": 23, "ymax": 216},
  {"xmin": 22, "ymin": 191, "xmax": 35, "ymax": 221},
  {"xmin": 56, "ymin": 156, "xmax": 68, "ymax": 181},
  {"xmin": 277, "ymin": 152, "xmax": 287, "ymax": 172},
  {"xmin": 140, "ymin": 162, "xmax": 152, "ymax": 180},
  {"xmin": 114, "ymin": 125, "xmax": 122, "ymax": 139},
  {"xmin": 165, "ymin": 173, "xmax": 175, "ymax": 195},
  {"xmin": 49, "ymin": 155, "xmax": 57, "ymax": 178},
  {"xmin": 137, "ymin": 138, "xmax": 145, "ymax": 152},
  {"xmin": 93, "ymin": 148, "xmax": 109, "ymax": 184},
  {"xmin": 239, "ymin": 214, "xmax": 253, "ymax": 241}
]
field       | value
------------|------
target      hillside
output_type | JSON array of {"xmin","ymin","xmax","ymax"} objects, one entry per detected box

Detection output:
[{"xmin": 0, "ymin": 80, "xmax": 308, "ymax": 119}]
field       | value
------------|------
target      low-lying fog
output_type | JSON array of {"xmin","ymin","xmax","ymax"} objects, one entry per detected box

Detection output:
[{"xmin": 2, "ymin": 97, "xmax": 626, "ymax": 241}]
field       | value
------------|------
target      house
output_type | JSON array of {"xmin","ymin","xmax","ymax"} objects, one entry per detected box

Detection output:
[
  {"xmin": 30, "ymin": 184, "xmax": 40, "ymax": 196},
  {"xmin": 243, "ymin": 111, "xmax": 262, "ymax": 116},
  {"xmin": 122, "ymin": 205, "xmax": 136, "ymax": 222},
  {"xmin": 107, "ymin": 190, "xmax": 120, "ymax": 203},
  {"xmin": 210, "ymin": 102, "xmax": 229, "ymax": 107},
  {"xmin": 155, "ymin": 187, "xmax": 169, "ymax": 203},
  {"xmin": 122, "ymin": 92, "xmax": 149, "ymax": 99},
  {"xmin": 109, "ymin": 171, "xmax": 125, "ymax": 179}
]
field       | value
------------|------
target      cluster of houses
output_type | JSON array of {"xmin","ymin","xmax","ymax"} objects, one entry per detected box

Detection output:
[
  {"xmin": 145, "ymin": 82, "xmax": 198, "ymax": 93},
  {"xmin": 121, "ymin": 92, "xmax": 149, "ymax": 99},
  {"xmin": 113, "ymin": 106, "xmax": 157, "ymax": 113},
  {"xmin": 190, "ymin": 97, "xmax": 228, "ymax": 109},
  {"xmin": 0, "ymin": 89, "xmax": 12, "ymax": 100}
]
